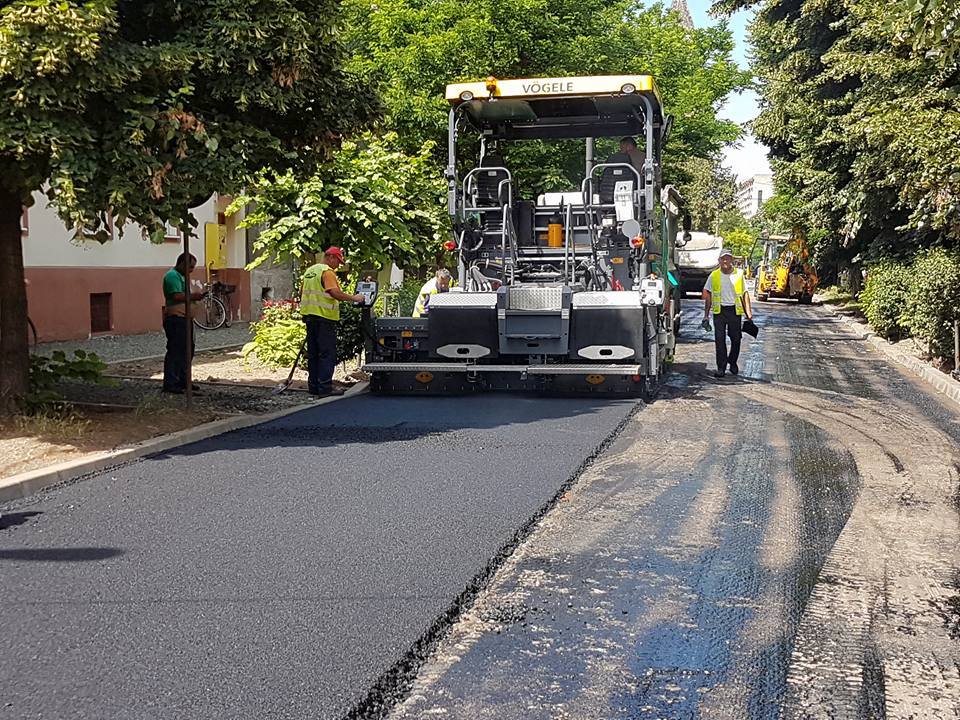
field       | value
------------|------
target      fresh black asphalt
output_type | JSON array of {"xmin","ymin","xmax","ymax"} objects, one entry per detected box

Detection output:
[{"xmin": 0, "ymin": 395, "xmax": 635, "ymax": 719}]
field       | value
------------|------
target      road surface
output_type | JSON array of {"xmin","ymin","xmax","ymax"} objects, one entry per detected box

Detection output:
[{"xmin": 2, "ymin": 300, "xmax": 958, "ymax": 719}]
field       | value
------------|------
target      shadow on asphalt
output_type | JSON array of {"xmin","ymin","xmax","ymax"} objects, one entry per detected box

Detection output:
[
  {"xmin": 0, "ymin": 547, "xmax": 124, "ymax": 562},
  {"xmin": 0, "ymin": 511, "xmax": 42, "ymax": 530}
]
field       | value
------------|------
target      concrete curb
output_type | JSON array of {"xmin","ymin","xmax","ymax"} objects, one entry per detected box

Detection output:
[
  {"xmin": 818, "ymin": 302, "xmax": 960, "ymax": 410},
  {"xmin": 0, "ymin": 382, "xmax": 369, "ymax": 505}
]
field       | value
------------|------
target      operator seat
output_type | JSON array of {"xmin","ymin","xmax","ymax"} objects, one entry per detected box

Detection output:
[
  {"xmin": 597, "ymin": 152, "xmax": 639, "ymax": 204},
  {"xmin": 474, "ymin": 154, "xmax": 509, "ymax": 206}
]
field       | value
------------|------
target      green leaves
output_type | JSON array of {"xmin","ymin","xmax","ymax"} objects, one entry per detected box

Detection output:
[
  {"xmin": 0, "ymin": 0, "xmax": 376, "ymax": 237},
  {"xmin": 236, "ymin": 132, "xmax": 449, "ymax": 275}
]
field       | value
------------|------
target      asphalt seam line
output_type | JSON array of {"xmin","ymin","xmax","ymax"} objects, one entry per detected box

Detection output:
[{"xmin": 343, "ymin": 399, "xmax": 646, "ymax": 720}]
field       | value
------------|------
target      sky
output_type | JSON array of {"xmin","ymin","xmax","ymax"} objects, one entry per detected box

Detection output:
[{"xmin": 685, "ymin": 0, "xmax": 771, "ymax": 181}]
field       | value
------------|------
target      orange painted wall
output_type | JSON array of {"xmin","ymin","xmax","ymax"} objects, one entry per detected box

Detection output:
[{"xmin": 25, "ymin": 267, "xmax": 251, "ymax": 342}]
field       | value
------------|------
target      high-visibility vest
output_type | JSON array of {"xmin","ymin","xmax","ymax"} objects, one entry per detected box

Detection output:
[
  {"xmin": 709, "ymin": 268, "xmax": 746, "ymax": 315},
  {"xmin": 300, "ymin": 263, "xmax": 340, "ymax": 321},
  {"xmin": 413, "ymin": 278, "xmax": 440, "ymax": 318}
]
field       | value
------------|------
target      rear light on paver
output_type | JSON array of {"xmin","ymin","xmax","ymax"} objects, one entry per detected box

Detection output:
[{"xmin": 443, "ymin": 240, "xmax": 457, "ymax": 252}]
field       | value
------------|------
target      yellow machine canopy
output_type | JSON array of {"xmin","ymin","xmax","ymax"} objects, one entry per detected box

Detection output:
[{"xmin": 446, "ymin": 75, "xmax": 664, "ymax": 140}]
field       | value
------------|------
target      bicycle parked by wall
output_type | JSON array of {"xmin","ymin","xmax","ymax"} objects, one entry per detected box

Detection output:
[{"xmin": 193, "ymin": 281, "xmax": 236, "ymax": 331}]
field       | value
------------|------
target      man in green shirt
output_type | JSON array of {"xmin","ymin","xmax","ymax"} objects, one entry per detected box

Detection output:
[{"xmin": 162, "ymin": 252, "xmax": 203, "ymax": 393}]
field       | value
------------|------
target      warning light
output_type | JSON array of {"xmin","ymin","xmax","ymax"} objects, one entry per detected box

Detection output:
[
  {"xmin": 632, "ymin": 374, "xmax": 643, "ymax": 382},
  {"xmin": 486, "ymin": 76, "xmax": 499, "ymax": 95},
  {"xmin": 443, "ymin": 240, "xmax": 457, "ymax": 252},
  {"xmin": 630, "ymin": 235, "xmax": 645, "ymax": 249}
]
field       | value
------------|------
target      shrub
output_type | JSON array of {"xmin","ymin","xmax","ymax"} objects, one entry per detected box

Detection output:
[
  {"xmin": 860, "ymin": 260, "xmax": 913, "ymax": 340},
  {"xmin": 902, "ymin": 248, "xmax": 960, "ymax": 359},
  {"xmin": 243, "ymin": 299, "xmax": 306, "ymax": 368},
  {"xmin": 25, "ymin": 350, "xmax": 108, "ymax": 413}
]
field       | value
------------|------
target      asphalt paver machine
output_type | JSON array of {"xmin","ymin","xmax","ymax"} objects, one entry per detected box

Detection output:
[{"xmin": 364, "ymin": 75, "xmax": 689, "ymax": 397}]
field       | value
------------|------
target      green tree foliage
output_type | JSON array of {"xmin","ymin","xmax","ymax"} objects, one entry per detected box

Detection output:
[
  {"xmin": 676, "ymin": 157, "xmax": 738, "ymax": 233},
  {"xmin": 235, "ymin": 133, "xmax": 450, "ymax": 275},
  {"xmin": 717, "ymin": 0, "xmax": 960, "ymax": 282},
  {"xmin": 342, "ymin": 0, "xmax": 750, "ymax": 186},
  {"xmin": 0, "ymin": 0, "xmax": 373, "ymax": 412}
]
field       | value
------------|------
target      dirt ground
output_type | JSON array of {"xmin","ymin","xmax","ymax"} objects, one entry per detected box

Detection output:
[{"xmin": 3, "ymin": 349, "xmax": 366, "ymax": 481}]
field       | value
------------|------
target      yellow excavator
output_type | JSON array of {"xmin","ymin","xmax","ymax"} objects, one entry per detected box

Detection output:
[{"xmin": 756, "ymin": 229, "xmax": 818, "ymax": 304}]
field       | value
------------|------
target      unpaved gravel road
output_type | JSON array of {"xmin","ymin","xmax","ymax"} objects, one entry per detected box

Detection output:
[{"xmin": 390, "ymin": 301, "xmax": 960, "ymax": 720}]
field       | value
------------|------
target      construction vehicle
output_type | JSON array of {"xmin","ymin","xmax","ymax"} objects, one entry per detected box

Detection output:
[
  {"xmin": 676, "ymin": 231, "xmax": 723, "ymax": 294},
  {"xmin": 363, "ymin": 75, "xmax": 690, "ymax": 398},
  {"xmin": 756, "ymin": 230, "xmax": 818, "ymax": 303}
]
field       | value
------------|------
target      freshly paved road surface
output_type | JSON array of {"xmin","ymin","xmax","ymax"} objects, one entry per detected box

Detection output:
[
  {"xmin": 389, "ymin": 301, "xmax": 960, "ymax": 720},
  {"xmin": 0, "ymin": 395, "xmax": 635, "ymax": 718}
]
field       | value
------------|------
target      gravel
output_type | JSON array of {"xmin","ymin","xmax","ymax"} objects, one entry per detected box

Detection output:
[{"xmin": 37, "ymin": 323, "xmax": 254, "ymax": 364}]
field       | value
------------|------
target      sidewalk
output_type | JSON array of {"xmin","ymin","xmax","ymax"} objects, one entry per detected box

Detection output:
[{"xmin": 37, "ymin": 323, "xmax": 252, "ymax": 363}]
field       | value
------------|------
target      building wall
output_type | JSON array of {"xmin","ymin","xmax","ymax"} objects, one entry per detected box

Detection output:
[
  {"xmin": 22, "ymin": 193, "xmax": 251, "ymax": 341},
  {"xmin": 736, "ymin": 174, "xmax": 775, "ymax": 219}
]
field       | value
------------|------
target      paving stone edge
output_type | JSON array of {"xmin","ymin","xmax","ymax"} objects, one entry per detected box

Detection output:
[
  {"xmin": 819, "ymin": 302, "xmax": 960, "ymax": 409},
  {"xmin": 0, "ymin": 382, "xmax": 369, "ymax": 504}
]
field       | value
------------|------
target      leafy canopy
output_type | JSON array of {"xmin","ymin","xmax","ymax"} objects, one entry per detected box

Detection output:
[{"xmin": 0, "ymin": 0, "xmax": 374, "ymax": 239}]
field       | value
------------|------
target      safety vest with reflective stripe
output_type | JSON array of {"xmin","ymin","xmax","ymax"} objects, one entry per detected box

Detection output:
[
  {"xmin": 413, "ymin": 278, "xmax": 440, "ymax": 318},
  {"xmin": 709, "ymin": 268, "xmax": 746, "ymax": 315},
  {"xmin": 300, "ymin": 263, "xmax": 340, "ymax": 321}
]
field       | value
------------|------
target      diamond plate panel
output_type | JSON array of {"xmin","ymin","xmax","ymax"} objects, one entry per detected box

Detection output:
[{"xmin": 508, "ymin": 286, "xmax": 563, "ymax": 311}]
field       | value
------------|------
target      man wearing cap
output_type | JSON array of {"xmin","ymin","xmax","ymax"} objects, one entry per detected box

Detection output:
[
  {"xmin": 702, "ymin": 248, "xmax": 753, "ymax": 378},
  {"xmin": 299, "ymin": 247, "xmax": 364, "ymax": 397}
]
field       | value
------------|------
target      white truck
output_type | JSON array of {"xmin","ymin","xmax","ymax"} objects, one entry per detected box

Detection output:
[{"xmin": 676, "ymin": 231, "xmax": 723, "ymax": 295}]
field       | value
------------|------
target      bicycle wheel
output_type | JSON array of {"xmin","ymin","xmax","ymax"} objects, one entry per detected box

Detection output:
[{"xmin": 193, "ymin": 296, "xmax": 226, "ymax": 330}]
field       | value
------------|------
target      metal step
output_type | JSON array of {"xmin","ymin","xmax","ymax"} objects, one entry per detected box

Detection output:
[{"xmin": 363, "ymin": 362, "xmax": 643, "ymax": 376}]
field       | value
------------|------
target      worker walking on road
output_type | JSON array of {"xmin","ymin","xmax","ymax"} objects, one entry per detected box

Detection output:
[
  {"xmin": 413, "ymin": 269, "xmax": 452, "ymax": 318},
  {"xmin": 702, "ymin": 248, "xmax": 753, "ymax": 378},
  {"xmin": 300, "ymin": 247, "xmax": 364, "ymax": 398}
]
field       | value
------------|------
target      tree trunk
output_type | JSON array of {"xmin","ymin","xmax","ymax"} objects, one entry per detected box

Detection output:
[{"xmin": 0, "ymin": 187, "xmax": 29, "ymax": 415}]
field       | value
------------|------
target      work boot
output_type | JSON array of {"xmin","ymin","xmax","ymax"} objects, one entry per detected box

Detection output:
[
  {"xmin": 311, "ymin": 387, "xmax": 345, "ymax": 398},
  {"xmin": 714, "ymin": 370, "xmax": 726, "ymax": 379},
  {"xmin": 729, "ymin": 363, "xmax": 739, "ymax": 375}
]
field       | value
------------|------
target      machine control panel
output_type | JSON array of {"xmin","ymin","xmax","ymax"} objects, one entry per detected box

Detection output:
[
  {"xmin": 638, "ymin": 277, "xmax": 665, "ymax": 306},
  {"xmin": 355, "ymin": 281, "xmax": 378, "ymax": 307}
]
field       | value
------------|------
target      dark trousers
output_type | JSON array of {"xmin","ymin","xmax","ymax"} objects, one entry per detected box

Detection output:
[
  {"xmin": 304, "ymin": 316, "xmax": 338, "ymax": 394},
  {"xmin": 713, "ymin": 306, "xmax": 743, "ymax": 371},
  {"xmin": 163, "ymin": 315, "xmax": 194, "ymax": 391}
]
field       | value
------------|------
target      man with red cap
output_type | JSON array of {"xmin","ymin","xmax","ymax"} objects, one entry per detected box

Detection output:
[{"xmin": 299, "ymin": 247, "xmax": 364, "ymax": 397}]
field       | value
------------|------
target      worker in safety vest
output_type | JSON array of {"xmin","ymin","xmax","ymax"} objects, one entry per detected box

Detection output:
[
  {"xmin": 702, "ymin": 248, "xmax": 753, "ymax": 378},
  {"xmin": 300, "ymin": 247, "xmax": 364, "ymax": 397},
  {"xmin": 412, "ymin": 269, "xmax": 452, "ymax": 318}
]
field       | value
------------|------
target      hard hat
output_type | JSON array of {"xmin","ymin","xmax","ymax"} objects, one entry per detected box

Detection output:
[{"xmin": 719, "ymin": 248, "xmax": 734, "ymax": 258}]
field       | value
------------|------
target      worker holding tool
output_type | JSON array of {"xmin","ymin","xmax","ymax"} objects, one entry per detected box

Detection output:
[
  {"xmin": 702, "ymin": 248, "xmax": 753, "ymax": 378},
  {"xmin": 412, "ymin": 269, "xmax": 453, "ymax": 318},
  {"xmin": 300, "ymin": 247, "xmax": 364, "ymax": 397}
]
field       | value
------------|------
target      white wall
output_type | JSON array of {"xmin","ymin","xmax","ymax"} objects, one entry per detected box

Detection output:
[{"xmin": 22, "ymin": 192, "xmax": 245, "ymax": 269}]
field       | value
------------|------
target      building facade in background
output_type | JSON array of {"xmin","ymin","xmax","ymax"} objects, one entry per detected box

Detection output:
[
  {"xmin": 736, "ymin": 174, "xmax": 775, "ymax": 219},
  {"xmin": 21, "ymin": 194, "xmax": 292, "ymax": 342}
]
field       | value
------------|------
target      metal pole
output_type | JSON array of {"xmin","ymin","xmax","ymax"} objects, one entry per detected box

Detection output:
[
  {"xmin": 183, "ymin": 231, "xmax": 193, "ymax": 410},
  {"xmin": 585, "ymin": 137, "xmax": 594, "ymax": 179}
]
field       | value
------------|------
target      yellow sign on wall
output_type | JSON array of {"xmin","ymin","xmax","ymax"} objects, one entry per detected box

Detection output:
[{"xmin": 204, "ymin": 223, "xmax": 227, "ymax": 271}]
